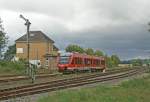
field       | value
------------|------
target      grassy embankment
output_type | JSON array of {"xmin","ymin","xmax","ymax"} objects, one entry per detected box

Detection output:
[
  {"xmin": 38, "ymin": 74, "xmax": 150, "ymax": 102},
  {"xmin": 0, "ymin": 61, "xmax": 26, "ymax": 75}
]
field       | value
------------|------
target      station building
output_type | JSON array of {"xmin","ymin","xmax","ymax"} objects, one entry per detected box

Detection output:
[{"xmin": 15, "ymin": 31, "xmax": 59, "ymax": 71}]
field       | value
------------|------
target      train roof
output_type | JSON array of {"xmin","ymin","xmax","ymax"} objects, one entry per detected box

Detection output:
[
  {"xmin": 60, "ymin": 52, "xmax": 73, "ymax": 56},
  {"xmin": 60, "ymin": 52, "xmax": 105, "ymax": 59}
]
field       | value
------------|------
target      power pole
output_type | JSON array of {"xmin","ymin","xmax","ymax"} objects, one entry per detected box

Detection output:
[
  {"xmin": 148, "ymin": 22, "xmax": 150, "ymax": 71},
  {"xmin": 19, "ymin": 14, "xmax": 32, "ymax": 79},
  {"xmin": 148, "ymin": 22, "xmax": 150, "ymax": 32}
]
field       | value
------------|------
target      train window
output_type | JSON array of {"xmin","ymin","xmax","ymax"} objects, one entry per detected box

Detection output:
[
  {"xmin": 79, "ymin": 58, "xmax": 82, "ymax": 64},
  {"xmin": 75, "ymin": 58, "xmax": 78, "ymax": 64},
  {"xmin": 76, "ymin": 58, "xmax": 82, "ymax": 65},
  {"xmin": 89, "ymin": 59, "xmax": 91, "ymax": 65},
  {"xmin": 93, "ymin": 59, "xmax": 96, "ymax": 65},
  {"xmin": 78, "ymin": 58, "xmax": 80, "ymax": 64},
  {"xmin": 76, "ymin": 58, "xmax": 78, "ymax": 64},
  {"xmin": 93, "ymin": 60, "xmax": 95, "ymax": 65},
  {"xmin": 77, "ymin": 58, "xmax": 79, "ymax": 64},
  {"xmin": 84, "ymin": 58, "xmax": 91, "ymax": 65},
  {"xmin": 91, "ymin": 59, "xmax": 92, "ymax": 64},
  {"xmin": 101, "ymin": 60, "xmax": 105, "ymax": 65},
  {"xmin": 84, "ymin": 59, "xmax": 87, "ymax": 65},
  {"xmin": 84, "ymin": 59, "xmax": 86, "ymax": 65},
  {"xmin": 95, "ymin": 59, "xmax": 100, "ymax": 65},
  {"xmin": 59, "ymin": 56, "xmax": 70, "ymax": 64},
  {"xmin": 98, "ymin": 60, "xmax": 100, "ymax": 65},
  {"xmin": 71, "ymin": 59, "xmax": 74, "ymax": 64},
  {"xmin": 74, "ymin": 57, "xmax": 79, "ymax": 64}
]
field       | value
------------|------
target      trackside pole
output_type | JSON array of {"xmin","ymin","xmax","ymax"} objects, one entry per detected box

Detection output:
[
  {"xmin": 31, "ymin": 65, "xmax": 36, "ymax": 83},
  {"xmin": 20, "ymin": 14, "xmax": 31, "ymax": 76},
  {"xmin": 20, "ymin": 14, "xmax": 36, "ymax": 83}
]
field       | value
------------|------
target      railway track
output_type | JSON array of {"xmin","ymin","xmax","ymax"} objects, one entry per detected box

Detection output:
[
  {"xmin": 0, "ymin": 73, "xmax": 62, "ymax": 82},
  {"xmin": 0, "ymin": 67, "xmax": 134, "ymax": 83},
  {"xmin": 0, "ymin": 67, "xmax": 148, "ymax": 101}
]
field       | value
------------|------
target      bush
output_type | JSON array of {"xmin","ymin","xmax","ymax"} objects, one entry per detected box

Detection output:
[{"xmin": 0, "ymin": 61, "xmax": 26, "ymax": 75}]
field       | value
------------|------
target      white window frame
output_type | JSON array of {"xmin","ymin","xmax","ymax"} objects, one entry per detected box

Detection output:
[{"xmin": 17, "ymin": 48, "xmax": 24, "ymax": 53}]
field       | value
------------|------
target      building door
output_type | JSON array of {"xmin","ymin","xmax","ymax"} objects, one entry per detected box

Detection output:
[{"xmin": 45, "ymin": 58, "xmax": 49, "ymax": 69}]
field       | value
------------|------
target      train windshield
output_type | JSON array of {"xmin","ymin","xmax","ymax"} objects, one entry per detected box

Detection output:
[{"xmin": 59, "ymin": 56, "xmax": 70, "ymax": 64}]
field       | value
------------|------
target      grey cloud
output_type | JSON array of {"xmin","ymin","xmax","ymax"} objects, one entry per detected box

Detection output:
[
  {"xmin": 0, "ymin": 0, "xmax": 74, "ymax": 20},
  {"xmin": 0, "ymin": 0, "xmax": 150, "ymax": 60},
  {"xmin": 51, "ymin": 22, "xmax": 150, "ymax": 59}
]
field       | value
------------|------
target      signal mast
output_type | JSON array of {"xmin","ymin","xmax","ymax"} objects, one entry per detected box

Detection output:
[{"xmin": 20, "ymin": 14, "xmax": 35, "ymax": 83}]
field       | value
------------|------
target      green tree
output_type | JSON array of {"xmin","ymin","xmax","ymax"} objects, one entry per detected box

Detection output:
[
  {"xmin": 106, "ymin": 56, "xmax": 113, "ymax": 68},
  {"xmin": 0, "ymin": 18, "xmax": 7, "ymax": 59},
  {"xmin": 131, "ymin": 59, "xmax": 142, "ymax": 66},
  {"xmin": 4, "ymin": 44, "xmax": 16, "ymax": 61},
  {"xmin": 85, "ymin": 48, "xmax": 94, "ymax": 55},
  {"xmin": 94, "ymin": 50, "xmax": 104, "ymax": 56},
  {"xmin": 65, "ymin": 44, "xmax": 84, "ymax": 53},
  {"xmin": 111, "ymin": 55, "xmax": 120, "ymax": 67},
  {"xmin": 105, "ymin": 54, "xmax": 121, "ymax": 68}
]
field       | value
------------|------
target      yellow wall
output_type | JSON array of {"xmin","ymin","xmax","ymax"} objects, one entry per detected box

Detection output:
[{"xmin": 16, "ymin": 41, "xmax": 57, "ymax": 68}]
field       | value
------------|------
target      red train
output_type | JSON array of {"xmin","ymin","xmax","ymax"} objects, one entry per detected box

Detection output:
[{"xmin": 58, "ymin": 52, "xmax": 106, "ymax": 73}]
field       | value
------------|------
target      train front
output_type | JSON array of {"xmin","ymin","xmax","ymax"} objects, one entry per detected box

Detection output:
[{"xmin": 57, "ymin": 53, "xmax": 72, "ymax": 72}]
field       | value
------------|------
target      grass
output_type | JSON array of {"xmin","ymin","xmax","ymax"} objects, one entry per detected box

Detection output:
[
  {"xmin": 38, "ymin": 74, "xmax": 150, "ymax": 102},
  {"xmin": 0, "ymin": 61, "xmax": 26, "ymax": 75}
]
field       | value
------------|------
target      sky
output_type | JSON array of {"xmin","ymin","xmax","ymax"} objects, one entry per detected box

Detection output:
[{"xmin": 0, "ymin": 0, "xmax": 150, "ymax": 60}]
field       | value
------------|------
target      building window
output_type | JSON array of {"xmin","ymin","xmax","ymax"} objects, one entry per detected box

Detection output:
[{"xmin": 17, "ymin": 48, "xmax": 23, "ymax": 53}]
